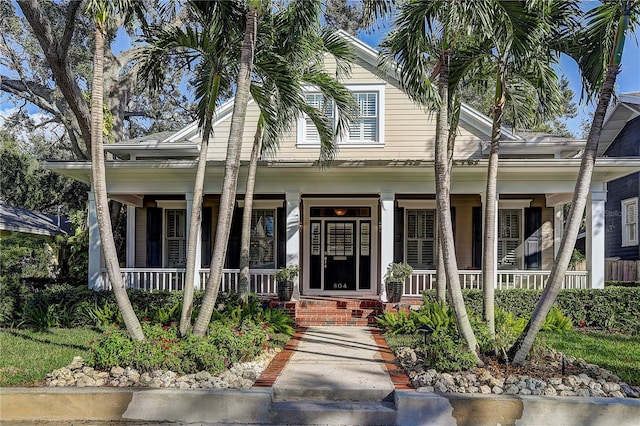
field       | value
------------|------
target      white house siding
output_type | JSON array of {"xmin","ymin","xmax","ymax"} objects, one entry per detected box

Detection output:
[{"xmin": 204, "ymin": 55, "xmax": 485, "ymax": 163}]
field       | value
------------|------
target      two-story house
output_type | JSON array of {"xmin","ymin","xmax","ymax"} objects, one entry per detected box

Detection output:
[{"xmin": 46, "ymin": 31, "xmax": 640, "ymax": 300}]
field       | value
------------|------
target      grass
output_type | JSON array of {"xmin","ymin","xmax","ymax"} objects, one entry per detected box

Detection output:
[
  {"xmin": 0, "ymin": 327, "xmax": 102, "ymax": 386},
  {"xmin": 540, "ymin": 330, "xmax": 640, "ymax": 386}
]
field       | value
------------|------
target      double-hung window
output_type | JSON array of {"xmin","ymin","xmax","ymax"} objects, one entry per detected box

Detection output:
[
  {"xmin": 166, "ymin": 209, "xmax": 186, "ymax": 267},
  {"xmin": 497, "ymin": 209, "xmax": 521, "ymax": 269},
  {"xmin": 250, "ymin": 209, "xmax": 276, "ymax": 268},
  {"xmin": 298, "ymin": 84, "xmax": 385, "ymax": 146},
  {"xmin": 622, "ymin": 197, "xmax": 638, "ymax": 247},
  {"xmin": 302, "ymin": 93, "xmax": 334, "ymax": 144},
  {"xmin": 406, "ymin": 209, "xmax": 436, "ymax": 269},
  {"xmin": 348, "ymin": 92, "xmax": 378, "ymax": 143}
]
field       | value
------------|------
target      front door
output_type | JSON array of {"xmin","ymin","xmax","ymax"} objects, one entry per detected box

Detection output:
[{"xmin": 324, "ymin": 221, "xmax": 356, "ymax": 290}]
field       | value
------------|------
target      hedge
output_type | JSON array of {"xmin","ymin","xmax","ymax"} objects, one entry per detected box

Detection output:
[{"xmin": 424, "ymin": 287, "xmax": 640, "ymax": 334}]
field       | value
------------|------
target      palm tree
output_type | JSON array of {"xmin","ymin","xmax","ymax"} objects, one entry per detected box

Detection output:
[
  {"xmin": 508, "ymin": 0, "xmax": 638, "ymax": 365},
  {"xmin": 379, "ymin": 0, "xmax": 483, "ymax": 364},
  {"xmin": 192, "ymin": 0, "xmax": 262, "ymax": 336},
  {"xmin": 138, "ymin": 0, "xmax": 244, "ymax": 336},
  {"xmin": 448, "ymin": 1, "xmax": 567, "ymax": 341},
  {"xmin": 87, "ymin": 0, "xmax": 145, "ymax": 341},
  {"xmin": 238, "ymin": 24, "xmax": 357, "ymax": 302}
]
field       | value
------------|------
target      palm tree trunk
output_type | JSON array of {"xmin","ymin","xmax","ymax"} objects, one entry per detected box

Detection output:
[
  {"xmin": 180, "ymin": 110, "xmax": 214, "ymax": 337},
  {"xmin": 239, "ymin": 119, "xmax": 264, "ymax": 303},
  {"xmin": 482, "ymin": 71, "xmax": 505, "ymax": 342},
  {"xmin": 192, "ymin": 3, "xmax": 259, "ymax": 336},
  {"xmin": 508, "ymin": 63, "xmax": 620, "ymax": 365},
  {"xmin": 436, "ymin": 98, "xmax": 461, "ymax": 303},
  {"xmin": 91, "ymin": 23, "xmax": 144, "ymax": 341},
  {"xmin": 435, "ymin": 49, "xmax": 481, "ymax": 365}
]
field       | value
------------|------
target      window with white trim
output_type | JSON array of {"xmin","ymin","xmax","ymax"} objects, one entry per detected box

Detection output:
[
  {"xmin": 298, "ymin": 84, "xmax": 385, "ymax": 146},
  {"xmin": 302, "ymin": 93, "xmax": 334, "ymax": 144},
  {"xmin": 348, "ymin": 92, "xmax": 378, "ymax": 143},
  {"xmin": 250, "ymin": 209, "xmax": 276, "ymax": 268},
  {"xmin": 406, "ymin": 209, "xmax": 436, "ymax": 269},
  {"xmin": 166, "ymin": 209, "xmax": 186, "ymax": 267},
  {"xmin": 622, "ymin": 197, "xmax": 638, "ymax": 247},
  {"xmin": 498, "ymin": 209, "xmax": 521, "ymax": 270}
]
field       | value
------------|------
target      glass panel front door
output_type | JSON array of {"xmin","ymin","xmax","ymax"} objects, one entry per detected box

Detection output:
[{"xmin": 324, "ymin": 221, "xmax": 356, "ymax": 290}]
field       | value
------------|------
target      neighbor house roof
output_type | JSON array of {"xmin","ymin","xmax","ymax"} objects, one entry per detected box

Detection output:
[
  {"xmin": 598, "ymin": 92, "xmax": 640, "ymax": 155},
  {"xmin": 0, "ymin": 200, "xmax": 73, "ymax": 237}
]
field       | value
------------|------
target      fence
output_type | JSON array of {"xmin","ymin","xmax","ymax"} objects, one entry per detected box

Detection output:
[{"xmin": 605, "ymin": 260, "xmax": 640, "ymax": 282}]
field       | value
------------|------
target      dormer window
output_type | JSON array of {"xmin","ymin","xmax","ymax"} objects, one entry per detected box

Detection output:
[{"xmin": 297, "ymin": 84, "xmax": 385, "ymax": 147}]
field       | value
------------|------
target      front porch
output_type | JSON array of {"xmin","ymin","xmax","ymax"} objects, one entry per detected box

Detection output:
[{"xmin": 99, "ymin": 268, "xmax": 590, "ymax": 295}]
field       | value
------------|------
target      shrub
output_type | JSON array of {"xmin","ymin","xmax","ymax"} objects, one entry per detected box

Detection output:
[
  {"xmin": 541, "ymin": 306, "xmax": 573, "ymax": 332},
  {"xmin": 422, "ymin": 334, "xmax": 478, "ymax": 372}
]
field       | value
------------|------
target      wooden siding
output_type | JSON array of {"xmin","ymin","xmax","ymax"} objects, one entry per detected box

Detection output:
[
  {"xmin": 205, "ymin": 55, "xmax": 486, "ymax": 163},
  {"xmin": 604, "ymin": 116, "xmax": 640, "ymax": 260}
]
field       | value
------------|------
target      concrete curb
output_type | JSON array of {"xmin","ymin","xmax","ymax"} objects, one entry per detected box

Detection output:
[{"xmin": 2, "ymin": 388, "xmax": 640, "ymax": 425}]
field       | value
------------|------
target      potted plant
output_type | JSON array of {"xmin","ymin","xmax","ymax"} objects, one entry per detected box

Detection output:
[
  {"xmin": 275, "ymin": 264, "xmax": 300, "ymax": 302},
  {"xmin": 384, "ymin": 262, "xmax": 413, "ymax": 303}
]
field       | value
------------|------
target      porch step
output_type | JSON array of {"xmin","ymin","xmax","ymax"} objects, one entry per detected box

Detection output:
[
  {"xmin": 269, "ymin": 400, "xmax": 397, "ymax": 425},
  {"xmin": 268, "ymin": 296, "xmax": 386, "ymax": 327}
]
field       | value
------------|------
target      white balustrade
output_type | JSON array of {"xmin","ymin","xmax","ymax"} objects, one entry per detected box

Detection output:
[
  {"xmin": 101, "ymin": 268, "xmax": 276, "ymax": 294},
  {"xmin": 403, "ymin": 270, "xmax": 589, "ymax": 296},
  {"xmin": 101, "ymin": 268, "xmax": 588, "ymax": 296}
]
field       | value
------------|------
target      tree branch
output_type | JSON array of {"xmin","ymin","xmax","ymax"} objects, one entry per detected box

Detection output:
[{"xmin": 59, "ymin": 0, "xmax": 83, "ymax": 59}]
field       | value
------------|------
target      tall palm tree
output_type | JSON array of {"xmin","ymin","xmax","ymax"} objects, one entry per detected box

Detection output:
[
  {"xmin": 87, "ymin": 0, "xmax": 146, "ymax": 341},
  {"xmin": 138, "ymin": 0, "xmax": 244, "ymax": 336},
  {"xmin": 448, "ymin": 1, "xmax": 568, "ymax": 340},
  {"xmin": 238, "ymin": 24, "xmax": 357, "ymax": 301},
  {"xmin": 509, "ymin": 0, "xmax": 638, "ymax": 365},
  {"xmin": 192, "ymin": 0, "xmax": 262, "ymax": 336},
  {"xmin": 379, "ymin": 0, "xmax": 483, "ymax": 364}
]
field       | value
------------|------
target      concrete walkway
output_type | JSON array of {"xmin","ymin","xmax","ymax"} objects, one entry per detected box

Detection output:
[{"xmin": 272, "ymin": 326, "xmax": 395, "ymax": 402}]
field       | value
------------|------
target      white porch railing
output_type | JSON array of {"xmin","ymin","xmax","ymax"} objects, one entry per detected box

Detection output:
[
  {"xmin": 100, "ymin": 268, "xmax": 277, "ymax": 294},
  {"xmin": 404, "ymin": 270, "xmax": 590, "ymax": 296},
  {"xmin": 100, "ymin": 268, "xmax": 589, "ymax": 296}
]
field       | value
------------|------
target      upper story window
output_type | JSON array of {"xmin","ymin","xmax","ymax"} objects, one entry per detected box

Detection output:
[
  {"xmin": 622, "ymin": 197, "xmax": 638, "ymax": 247},
  {"xmin": 298, "ymin": 84, "xmax": 385, "ymax": 147}
]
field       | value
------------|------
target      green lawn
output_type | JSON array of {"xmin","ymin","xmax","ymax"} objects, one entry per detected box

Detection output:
[
  {"xmin": 0, "ymin": 328, "xmax": 102, "ymax": 386},
  {"xmin": 540, "ymin": 330, "xmax": 640, "ymax": 386}
]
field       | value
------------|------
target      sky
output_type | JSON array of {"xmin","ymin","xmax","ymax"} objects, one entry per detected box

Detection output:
[{"xmin": 2, "ymin": 2, "xmax": 640, "ymax": 139}]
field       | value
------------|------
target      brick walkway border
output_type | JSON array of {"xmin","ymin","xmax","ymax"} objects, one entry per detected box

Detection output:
[
  {"xmin": 254, "ymin": 326, "xmax": 307, "ymax": 387},
  {"xmin": 370, "ymin": 328, "xmax": 414, "ymax": 390}
]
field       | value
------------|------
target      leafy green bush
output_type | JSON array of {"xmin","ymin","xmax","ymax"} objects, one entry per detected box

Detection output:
[
  {"xmin": 422, "ymin": 334, "xmax": 478, "ymax": 372},
  {"xmin": 541, "ymin": 306, "xmax": 573, "ymax": 331}
]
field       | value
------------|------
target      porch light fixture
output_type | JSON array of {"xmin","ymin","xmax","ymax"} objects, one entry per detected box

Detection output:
[{"xmin": 334, "ymin": 208, "xmax": 347, "ymax": 216}]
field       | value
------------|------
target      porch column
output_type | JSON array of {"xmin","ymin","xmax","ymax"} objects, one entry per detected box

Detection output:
[
  {"xmin": 185, "ymin": 192, "xmax": 202, "ymax": 290},
  {"xmin": 380, "ymin": 192, "xmax": 395, "ymax": 302},
  {"xmin": 587, "ymin": 191, "xmax": 607, "ymax": 289},
  {"xmin": 554, "ymin": 204, "xmax": 564, "ymax": 257},
  {"xmin": 480, "ymin": 192, "xmax": 498, "ymax": 289},
  {"xmin": 286, "ymin": 191, "xmax": 301, "ymax": 300},
  {"xmin": 126, "ymin": 205, "xmax": 135, "ymax": 268},
  {"xmin": 88, "ymin": 191, "xmax": 104, "ymax": 290}
]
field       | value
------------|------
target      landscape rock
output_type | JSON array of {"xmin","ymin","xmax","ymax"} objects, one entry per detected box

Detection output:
[
  {"xmin": 45, "ymin": 349, "xmax": 279, "ymax": 390},
  {"xmin": 395, "ymin": 346, "xmax": 639, "ymax": 398}
]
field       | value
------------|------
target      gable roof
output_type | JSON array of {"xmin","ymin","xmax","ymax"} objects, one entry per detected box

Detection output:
[
  {"xmin": 598, "ymin": 92, "xmax": 640, "ymax": 155},
  {"xmin": 106, "ymin": 30, "xmax": 528, "ymax": 158},
  {"xmin": 0, "ymin": 200, "xmax": 73, "ymax": 237}
]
